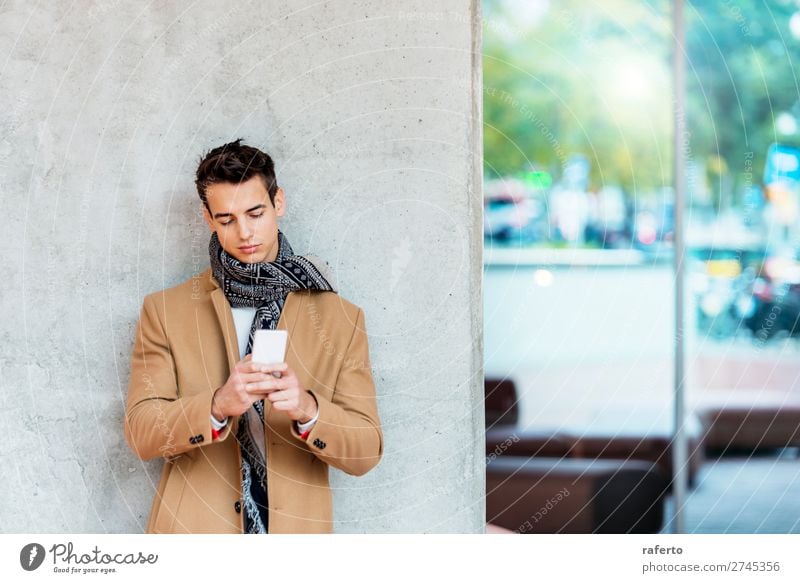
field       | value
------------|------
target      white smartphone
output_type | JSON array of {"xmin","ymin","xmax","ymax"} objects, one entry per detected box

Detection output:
[{"xmin": 251, "ymin": 329, "xmax": 288, "ymax": 365}]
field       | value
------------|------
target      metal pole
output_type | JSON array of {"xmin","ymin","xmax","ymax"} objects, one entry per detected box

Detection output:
[{"xmin": 672, "ymin": 0, "xmax": 688, "ymax": 535}]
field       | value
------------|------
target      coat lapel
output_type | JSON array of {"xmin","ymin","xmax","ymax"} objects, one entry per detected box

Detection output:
[
  {"xmin": 204, "ymin": 268, "xmax": 306, "ymax": 433},
  {"xmin": 210, "ymin": 287, "xmax": 240, "ymax": 373}
]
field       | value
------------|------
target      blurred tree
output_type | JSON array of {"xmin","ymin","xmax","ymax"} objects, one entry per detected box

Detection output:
[
  {"xmin": 685, "ymin": 0, "xmax": 800, "ymax": 207},
  {"xmin": 483, "ymin": 0, "xmax": 672, "ymax": 195},
  {"xmin": 484, "ymin": 0, "xmax": 800, "ymax": 209}
]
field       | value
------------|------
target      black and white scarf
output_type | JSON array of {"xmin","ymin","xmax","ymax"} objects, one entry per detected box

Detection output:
[{"xmin": 209, "ymin": 229, "xmax": 335, "ymax": 533}]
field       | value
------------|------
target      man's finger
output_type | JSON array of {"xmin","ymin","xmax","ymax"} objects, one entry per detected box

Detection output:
[
  {"xmin": 246, "ymin": 380, "xmax": 284, "ymax": 393},
  {"xmin": 241, "ymin": 361, "xmax": 274, "ymax": 374},
  {"xmin": 266, "ymin": 389, "xmax": 291, "ymax": 402},
  {"xmin": 239, "ymin": 371, "xmax": 276, "ymax": 384},
  {"xmin": 260, "ymin": 362, "xmax": 289, "ymax": 374}
]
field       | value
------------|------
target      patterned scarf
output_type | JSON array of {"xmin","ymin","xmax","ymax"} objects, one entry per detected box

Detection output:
[{"xmin": 209, "ymin": 229, "xmax": 335, "ymax": 533}]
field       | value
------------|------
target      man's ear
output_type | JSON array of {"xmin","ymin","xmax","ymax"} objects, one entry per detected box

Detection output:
[{"xmin": 274, "ymin": 187, "xmax": 286, "ymax": 217}]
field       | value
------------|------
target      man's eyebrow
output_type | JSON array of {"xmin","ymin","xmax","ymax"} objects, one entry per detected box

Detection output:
[{"xmin": 213, "ymin": 204, "xmax": 266, "ymax": 219}]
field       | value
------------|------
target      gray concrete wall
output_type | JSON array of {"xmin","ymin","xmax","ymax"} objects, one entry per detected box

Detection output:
[{"xmin": 0, "ymin": 0, "xmax": 484, "ymax": 533}]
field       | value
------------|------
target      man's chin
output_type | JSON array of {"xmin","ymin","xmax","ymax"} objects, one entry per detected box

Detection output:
[{"xmin": 231, "ymin": 250, "xmax": 267, "ymax": 264}]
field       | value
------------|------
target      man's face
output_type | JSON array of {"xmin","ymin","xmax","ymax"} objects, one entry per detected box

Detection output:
[{"xmin": 203, "ymin": 175, "xmax": 286, "ymax": 264}]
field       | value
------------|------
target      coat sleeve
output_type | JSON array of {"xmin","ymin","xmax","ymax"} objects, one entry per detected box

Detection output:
[
  {"xmin": 124, "ymin": 294, "xmax": 233, "ymax": 461},
  {"xmin": 289, "ymin": 307, "xmax": 383, "ymax": 476}
]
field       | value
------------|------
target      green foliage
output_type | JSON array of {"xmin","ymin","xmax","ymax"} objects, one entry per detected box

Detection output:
[
  {"xmin": 483, "ymin": 0, "xmax": 800, "ymax": 206},
  {"xmin": 684, "ymin": 0, "xmax": 800, "ymax": 204}
]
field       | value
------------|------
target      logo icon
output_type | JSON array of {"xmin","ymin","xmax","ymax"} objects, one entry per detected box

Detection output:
[{"xmin": 20, "ymin": 543, "xmax": 46, "ymax": 571}]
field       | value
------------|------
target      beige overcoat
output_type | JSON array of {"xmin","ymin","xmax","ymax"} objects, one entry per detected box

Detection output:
[{"xmin": 124, "ymin": 267, "xmax": 383, "ymax": 533}]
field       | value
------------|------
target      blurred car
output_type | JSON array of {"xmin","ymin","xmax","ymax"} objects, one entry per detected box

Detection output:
[
  {"xmin": 633, "ymin": 199, "xmax": 674, "ymax": 252},
  {"xmin": 690, "ymin": 248, "xmax": 744, "ymax": 338},
  {"xmin": 584, "ymin": 186, "xmax": 631, "ymax": 249},
  {"xmin": 483, "ymin": 194, "xmax": 538, "ymax": 241},
  {"xmin": 689, "ymin": 246, "xmax": 774, "ymax": 339},
  {"xmin": 733, "ymin": 253, "xmax": 800, "ymax": 341},
  {"xmin": 484, "ymin": 178, "xmax": 546, "ymax": 243}
]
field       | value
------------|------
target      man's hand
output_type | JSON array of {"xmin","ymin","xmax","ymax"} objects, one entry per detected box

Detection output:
[
  {"xmin": 211, "ymin": 354, "xmax": 318, "ymax": 423},
  {"xmin": 257, "ymin": 361, "xmax": 319, "ymax": 423}
]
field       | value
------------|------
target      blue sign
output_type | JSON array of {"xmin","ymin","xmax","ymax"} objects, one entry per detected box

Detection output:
[{"xmin": 764, "ymin": 143, "xmax": 800, "ymax": 185}]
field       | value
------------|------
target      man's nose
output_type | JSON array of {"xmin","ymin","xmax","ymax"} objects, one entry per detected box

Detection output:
[{"xmin": 237, "ymin": 219, "xmax": 253, "ymax": 240}]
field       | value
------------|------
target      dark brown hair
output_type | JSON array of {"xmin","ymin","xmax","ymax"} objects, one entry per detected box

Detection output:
[{"xmin": 195, "ymin": 138, "xmax": 278, "ymax": 210}]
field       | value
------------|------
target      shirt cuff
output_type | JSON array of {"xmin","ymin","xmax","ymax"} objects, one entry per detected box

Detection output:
[
  {"xmin": 210, "ymin": 414, "xmax": 228, "ymax": 430},
  {"xmin": 296, "ymin": 409, "xmax": 319, "ymax": 434}
]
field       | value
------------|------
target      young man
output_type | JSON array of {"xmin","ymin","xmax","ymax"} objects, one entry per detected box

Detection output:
[{"xmin": 124, "ymin": 139, "xmax": 383, "ymax": 533}]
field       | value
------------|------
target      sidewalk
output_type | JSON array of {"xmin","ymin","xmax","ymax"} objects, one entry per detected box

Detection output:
[
  {"xmin": 506, "ymin": 348, "xmax": 800, "ymax": 436},
  {"xmin": 660, "ymin": 450, "xmax": 800, "ymax": 534}
]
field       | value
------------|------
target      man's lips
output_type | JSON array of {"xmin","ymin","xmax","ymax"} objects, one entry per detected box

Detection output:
[{"xmin": 238, "ymin": 244, "xmax": 260, "ymax": 253}]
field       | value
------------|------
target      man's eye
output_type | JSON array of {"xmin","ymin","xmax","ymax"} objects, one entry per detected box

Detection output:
[
  {"xmin": 220, "ymin": 220, "xmax": 233, "ymax": 226},
  {"xmin": 250, "ymin": 213, "xmax": 264, "ymax": 219}
]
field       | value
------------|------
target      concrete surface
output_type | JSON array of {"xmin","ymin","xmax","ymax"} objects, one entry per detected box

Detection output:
[
  {"xmin": 0, "ymin": 0, "xmax": 484, "ymax": 533},
  {"xmin": 661, "ymin": 450, "xmax": 800, "ymax": 533}
]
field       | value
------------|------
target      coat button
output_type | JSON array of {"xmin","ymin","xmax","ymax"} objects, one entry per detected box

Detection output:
[{"xmin": 234, "ymin": 500, "xmax": 242, "ymax": 513}]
